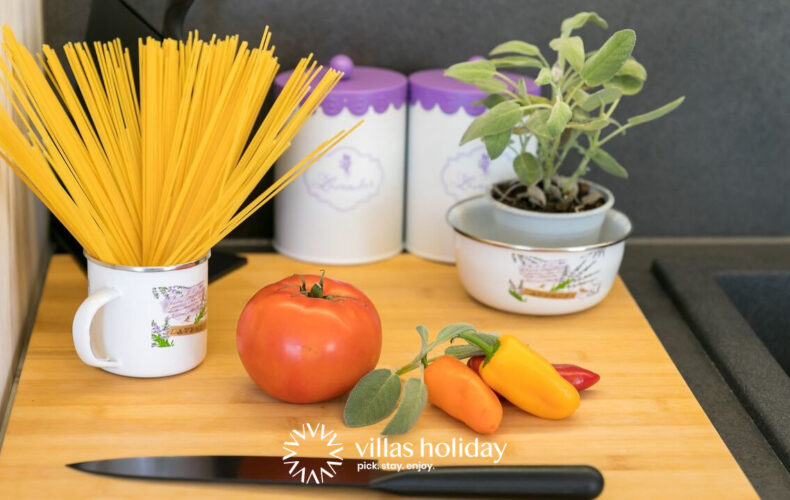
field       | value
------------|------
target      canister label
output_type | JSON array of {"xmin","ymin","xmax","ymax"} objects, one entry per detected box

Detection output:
[
  {"xmin": 440, "ymin": 145, "xmax": 514, "ymax": 200},
  {"xmin": 303, "ymin": 146, "xmax": 384, "ymax": 211}
]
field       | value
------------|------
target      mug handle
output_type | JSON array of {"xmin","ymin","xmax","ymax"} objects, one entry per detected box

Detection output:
[{"xmin": 72, "ymin": 287, "xmax": 122, "ymax": 368}]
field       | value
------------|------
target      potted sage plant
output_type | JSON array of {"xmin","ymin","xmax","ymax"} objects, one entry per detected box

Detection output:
[{"xmin": 445, "ymin": 11, "xmax": 684, "ymax": 246}]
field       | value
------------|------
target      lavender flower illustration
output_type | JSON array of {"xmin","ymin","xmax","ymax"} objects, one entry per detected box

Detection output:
[
  {"xmin": 478, "ymin": 153, "xmax": 490, "ymax": 175},
  {"xmin": 151, "ymin": 317, "xmax": 173, "ymax": 348},
  {"xmin": 339, "ymin": 154, "xmax": 352, "ymax": 176}
]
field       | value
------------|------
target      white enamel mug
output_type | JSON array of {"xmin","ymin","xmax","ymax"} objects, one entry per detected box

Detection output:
[{"xmin": 72, "ymin": 253, "xmax": 209, "ymax": 377}]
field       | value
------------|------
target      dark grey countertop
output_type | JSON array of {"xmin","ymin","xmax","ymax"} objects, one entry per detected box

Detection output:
[{"xmin": 620, "ymin": 241, "xmax": 790, "ymax": 499}]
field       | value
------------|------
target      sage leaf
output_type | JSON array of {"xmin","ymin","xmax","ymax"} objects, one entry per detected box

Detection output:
[
  {"xmin": 470, "ymin": 76, "xmax": 509, "ymax": 94},
  {"xmin": 381, "ymin": 378, "xmax": 428, "ymax": 435},
  {"xmin": 404, "ymin": 325, "xmax": 431, "ymax": 370},
  {"xmin": 416, "ymin": 325, "xmax": 429, "ymax": 346},
  {"xmin": 604, "ymin": 59, "xmax": 647, "ymax": 96},
  {"xmin": 534, "ymin": 67, "xmax": 552, "ymax": 86},
  {"xmin": 617, "ymin": 57, "xmax": 647, "ymax": 81},
  {"xmin": 567, "ymin": 118, "xmax": 610, "ymax": 131},
  {"xmin": 482, "ymin": 131, "xmax": 511, "ymax": 160},
  {"xmin": 550, "ymin": 36, "xmax": 585, "ymax": 72},
  {"xmin": 525, "ymin": 109, "xmax": 551, "ymax": 138},
  {"xmin": 561, "ymin": 12, "xmax": 608, "ymax": 36},
  {"xmin": 581, "ymin": 88, "xmax": 622, "ymax": 111},
  {"xmin": 444, "ymin": 60, "xmax": 496, "ymax": 84},
  {"xmin": 344, "ymin": 369, "xmax": 402, "ymax": 427},
  {"xmin": 604, "ymin": 75, "xmax": 644, "ymax": 96},
  {"xmin": 490, "ymin": 40, "xmax": 542, "ymax": 57},
  {"xmin": 513, "ymin": 152, "xmax": 542, "ymax": 186},
  {"xmin": 571, "ymin": 107, "xmax": 591, "ymax": 122},
  {"xmin": 473, "ymin": 94, "xmax": 507, "ymax": 109},
  {"xmin": 445, "ymin": 344, "xmax": 485, "ymax": 360},
  {"xmin": 546, "ymin": 101, "xmax": 572, "ymax": 137},
  {"xmin": 491, "ymin": 55, "xmax": 544, "ymax": 69},
  {"xmin": 627, "ymin": 96, "xmax": 685, "ymax": 126},
  {"xmin": 432, "ymin": 322, "xmax": 477, "ymax": 347},
  {"xmin": 591, "ymin": 148, "xmax": 628, "ymax": 178},
  {"xmin": 573, "ymin": 88, "xmax": 590, "ymax": 106},
  {"xmin": 581, "ymin": 29, "xmax": 636, "ymax": 86},
  {"xmin": 460, "ymin": 101, "xmax": 522, "ymax": 145}
]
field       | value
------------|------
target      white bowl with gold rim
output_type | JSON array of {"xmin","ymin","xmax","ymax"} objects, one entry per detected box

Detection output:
[{"xmin": 447, "ymin": 196, "xmax": 632, "ymax": 315}]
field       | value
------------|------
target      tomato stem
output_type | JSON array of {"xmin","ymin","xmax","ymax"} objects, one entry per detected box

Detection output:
[{"xmin": 299, "ymin": 270, "xmax": 331, "ymax": 299}]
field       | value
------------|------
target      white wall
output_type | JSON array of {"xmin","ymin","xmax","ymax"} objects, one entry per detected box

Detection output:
[{"xmin": 0, "ymin": 0, "xmax": 48, "ymax": 426}]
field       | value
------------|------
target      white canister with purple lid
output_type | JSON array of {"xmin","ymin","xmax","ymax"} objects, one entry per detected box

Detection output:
[
  {"xmin": 406, "ymin": 68, "xmax": 540, "ymax": 263},
  {"xmin": 273, "ymin": 55, "xmax": 407, "ymax": 265}
]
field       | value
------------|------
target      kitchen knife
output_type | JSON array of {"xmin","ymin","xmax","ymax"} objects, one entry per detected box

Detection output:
[{"xmin": 68, "ymin": 455, "xmax": 603, "ymax": 498}]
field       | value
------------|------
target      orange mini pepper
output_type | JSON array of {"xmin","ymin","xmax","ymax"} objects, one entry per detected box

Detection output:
[
  {"xmin": 424, "ymin": 356, "xmax": 503, "ymax": 434},
  {"xmin": 462, "ymin": 334, "xmax": 580, "ymax": 420}
]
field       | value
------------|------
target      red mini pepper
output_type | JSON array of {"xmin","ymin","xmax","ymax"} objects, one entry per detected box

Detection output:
[{"xmin": 467, "ymin": 356, "xmax": 600, "ymax": 392}]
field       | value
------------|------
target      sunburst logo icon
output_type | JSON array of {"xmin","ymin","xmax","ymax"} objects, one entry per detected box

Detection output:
[{"xmin": 282, "ymin": 423, "xmax": 344, "ymax": 484}]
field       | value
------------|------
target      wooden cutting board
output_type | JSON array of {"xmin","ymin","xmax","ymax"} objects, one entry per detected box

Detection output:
[{"xmin": 0, "ymin": 254, "xmax": 756, "ymax": 499}]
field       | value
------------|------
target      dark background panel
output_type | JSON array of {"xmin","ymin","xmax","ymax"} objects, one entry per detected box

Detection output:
[{"xmin": 43, "ymin": 0, "xmax": 790, "ymax": 237}]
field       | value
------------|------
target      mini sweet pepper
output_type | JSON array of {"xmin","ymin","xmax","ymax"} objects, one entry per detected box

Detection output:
[
  {"xmin": 461, "ymin": 334, "xmax": 580, "ymax": 420},
  {"xmin": 424, "ymin": 356, "xmax": 503, "ymax": 434}
]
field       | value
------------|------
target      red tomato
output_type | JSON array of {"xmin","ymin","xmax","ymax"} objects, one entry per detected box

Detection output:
[{"xmin": 236, "ymin": 273, "xmax": 382, "ymax": 403}]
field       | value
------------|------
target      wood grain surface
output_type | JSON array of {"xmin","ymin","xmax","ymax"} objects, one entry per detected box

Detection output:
[{"xmin": 0, "ymin": 254, "xmax": 756, "ymax": 499}]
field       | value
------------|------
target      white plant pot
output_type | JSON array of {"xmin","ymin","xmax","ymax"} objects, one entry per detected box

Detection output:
[{"xmin": 489, "ymin": 180, "xmax": 615, "ymax": 248}]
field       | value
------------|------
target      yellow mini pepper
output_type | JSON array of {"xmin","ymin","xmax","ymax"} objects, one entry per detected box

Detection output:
[{"xmin": 462, "ymin": 334, "xmax": 580, "ymax": 420}]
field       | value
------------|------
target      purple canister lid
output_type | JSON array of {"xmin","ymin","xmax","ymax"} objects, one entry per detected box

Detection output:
[
  {"xmin": 273, "ymin": 54, "xmax": 407, "ymax": 116},
  {"xmin": 409, "ymin": 65, "xmax": 541, "ymax": 117}
]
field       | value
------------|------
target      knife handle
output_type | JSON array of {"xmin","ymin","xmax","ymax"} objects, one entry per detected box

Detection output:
[{"xmin": 369, "ymin": 465, "xmax": 603, "ymax": 498}]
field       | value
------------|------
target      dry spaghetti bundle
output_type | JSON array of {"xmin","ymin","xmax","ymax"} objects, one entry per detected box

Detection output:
[{"xmin": 0, "ymin": 26, "xmax": 354, "ymax": 266}]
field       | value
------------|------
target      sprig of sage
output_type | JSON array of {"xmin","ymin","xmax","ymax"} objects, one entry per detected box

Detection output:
[{"xmin": 343, "ymin": 323, "xmax": 484, "ymax": 435}]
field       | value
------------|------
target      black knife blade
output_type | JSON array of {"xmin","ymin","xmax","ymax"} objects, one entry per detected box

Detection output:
[{"xmin": 68, "ymin": 455, "xmax": 603, "ymax": 498}]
